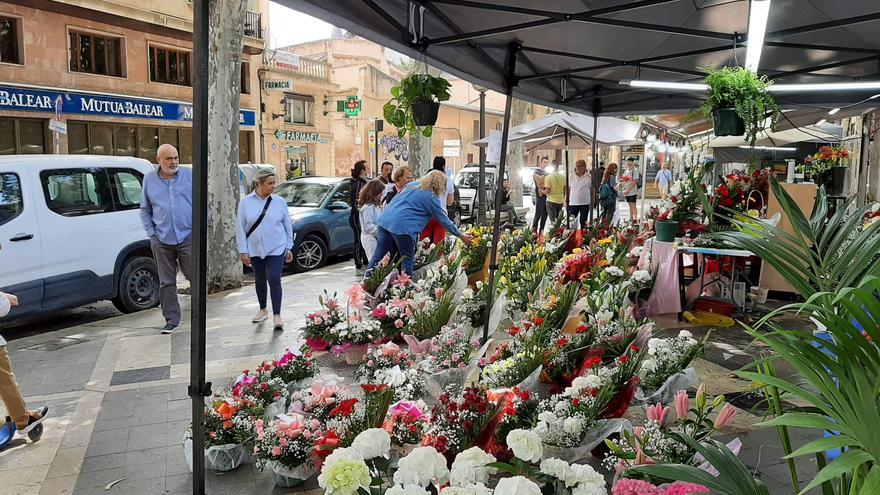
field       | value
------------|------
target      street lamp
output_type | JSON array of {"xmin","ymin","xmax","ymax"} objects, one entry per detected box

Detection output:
[{"xmin": 472, "ymin": 83, "xmax": 488, "ymax": 225}]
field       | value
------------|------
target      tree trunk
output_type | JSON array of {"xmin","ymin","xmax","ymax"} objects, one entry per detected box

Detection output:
[
  {"xmin": 505, "ymin": 99, "xmax": 530, "ymax": 206},
  {"xmin": 408, "ymin": 133, "xmax": 432, "ymax": 177},
  {"xmin": 207, "ymin": 0, "xmax": 246, "ymax": 293}
]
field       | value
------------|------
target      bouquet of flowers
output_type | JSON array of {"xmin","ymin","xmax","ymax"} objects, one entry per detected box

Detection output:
[
  {"xmin": 460, "ymin": 225, "xmax": 492, "ymax": 276},
  {"xmin": 203, "ymin": 398, "xmax": 254, "ymax": 448},
  {"xmin": 480, "ymin": 348, "xmax": 545, "ymax": 390},
  {"xmin": 369, "ymin": 299, "xmax": 412, "ymax": 339},
  {"xmin": 362, "ymin": 254, "xmax": 401, "ymax": 296},
  {"xmin": 327, "ymin": 315, "xmax": 382, "ymax": 347},
  {"xmin": 457, "ymin": 283, "xmax": 488, "ymax": 329},
  {"xmin": 492, "ymin": 387, "xmax": 539, "ymax": 457},
  {"xmin": 639, "ymin": 330, "xmax": 706, "ymax": 395},
  {"xmin": 498, "ymin": 228, "xmax": 536, "ymax": 260},
  {"xmin": 422, "ymin": 326, "xmax": 482, "ymax": 374},
  {"xmin": 500, "ymin": 251, "xmax": 550, "ymax": 314},
  {"xmin": 533, "ymin": 374, "xmax": 617, "ymax": 448},
  {"xmin": 355, "ymin": 342, "xmax": 426, "ymax": 401},
  {"xmin": 424, "ymin": 385, "xmax": 501, "ymax": 457},
  {"xmin": 812, "ymin": 144, "xmax": 850, "ymax": 174},
  {"xmin": 252, "ymin": 415, "xmax": 319, "ymax": 475},
  {"xmin": 261, "ymin": 347, "xmax": 318, "ymax": 387},
  {"xmin": 302, "ymin": 291, "xmax": 345, "ymax": 350},
  {"xmin": 612, "ymin": 479, "xmax": 709, "ymax": 495},
  {"xmin": 231, "ymin": 370, "xmax": 288, "ymax": 418},
  {"xmin": 628, "ymin": 268, "xmax": 656, "ymax": 305},
  {"xmin": 414, "ymin": 237, "xmax": 442, "ymax": 271},
  {"xmin": 542, "ymin": 324, "xmax": 596, "ymax": 386},
  {"xmin": 404, "ymin": 290, "xmax": 456, "ymax": 340},
  {"xmin": 558, "ymin": 249, "xmax": 605, "ymax": 283},
  {"xmin": 289, "ymin": 381, "xmax": 356, "ymax": 422},
  {"xmin": 384, "ymin": 401, "xmax": 429, "ymax": 448}
]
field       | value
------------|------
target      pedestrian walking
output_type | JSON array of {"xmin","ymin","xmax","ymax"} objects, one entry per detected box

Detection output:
[
  {"xmin": 358, "ymin": 179, "xmax": 386, "ymax": 263},
  {"xmin": 419, "ymin": 157, "xmax": 456, "ymax": 245},
  {"xmin": 532, "ymin": 157, "xmax": 549, "ymax": 235},
  {"xmin": 367, "ymin": 170, "xmax": 473, "ymax": 276},
  {"xmin": 349, "ymin": 161, "xmax": 369, "ymax": 275},
  {"xmin": 567, "ymin": 159, "xmax": 592, "ymax": 231},
  {"xmin": 236, "ymin": 169, "xmax": 293, "ymax": 331},
  {"xmin": 383, "ymin": 165, "xmax": 414, "ymax": 205},
  {"xmin": 598, "ymin": 162, "xmax": 619, "ymax": 224},
  {"xmin": 139, "ymin": 144, "xmax": 192, "ymax": 334},
  {"xmin": 0, "ymin": 291, "xmax": 49, "ymax": 441},
  {"xmin": 621, "ymin": 157, "xmax": 641, "ymax": 223},
  {"xmin": 654, "ymin": 162, "xmax": 673, "ymax": 201},
  {"xmin": 544, "ymin": 165, "xmax": 566, "ymax": 225},
  {"xmin": 378, "ymin": 161, "xmax": 394, "ymax": 185}
]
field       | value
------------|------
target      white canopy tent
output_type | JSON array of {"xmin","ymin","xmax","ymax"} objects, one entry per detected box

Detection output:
[
  {"xmin": 473, "ymin": 111, "xmax": 641, "ymax": 149},
  {"xmin": 708, "ymin": 126, "xmax": 842, "ymax": 148}
]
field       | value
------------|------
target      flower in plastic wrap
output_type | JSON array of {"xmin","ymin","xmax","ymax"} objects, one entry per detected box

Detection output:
[
  {"xmin": 381, "ymin": 365, "xmax": 408, "ymax": 387},
  {"xmin": 506, "ymin": 429, "xmax": 543, "ymax": 463},
  {"xmin": 450, "ymin": 447, "xmax": 497, "ymax": 486},
  {"xmin": 393, "ymin": 446, "xmax": 450, "ymax": 487},
  {"xmin": 442, "ymin": 484, "xmax": 494, "ymax": 495},
  {"xmin": 540, "ymin": 458, "xmax": 575, "ymax": 487},
  {"xmin": 351, "ymin": 428, "xmax": 391, "ymax": 460},
  {"xmin": 570, "ymin": 463, "xmax": 606, "ymax": 490},
  {"xmin": 318, "ymin": 447, "xmax": 371, "ymax": 495},
  {"xmin": 386, "ymin": 485, "xmax": 431, "ymax": 495},
  {"xmin": 494, "ymin": 476, "xmax": 541, "ymax": 495}
]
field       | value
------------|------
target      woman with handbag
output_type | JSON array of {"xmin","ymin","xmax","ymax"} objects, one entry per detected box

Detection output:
[
  {"xmin": 598, "ymin": 162, "xmax": 619, "ymax": 225},
  {"xmin": 236, "ymin": 169, "xmax": 294, "ymax": 330}
]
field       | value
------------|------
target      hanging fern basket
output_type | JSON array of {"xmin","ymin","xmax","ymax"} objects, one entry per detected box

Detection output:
[
  {"xmin": 412, "ymin": 101, "xmax": 440, "ymax": 126},
  {"xmin": 712, "ymin": 108, "xmax": 745, "ymax": 137}
]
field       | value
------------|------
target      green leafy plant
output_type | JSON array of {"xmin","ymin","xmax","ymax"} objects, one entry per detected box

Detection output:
[
  {"xmin": 383, "ymin": 73, "xmax": 452, "ymax": 138},
  {"xmin": 701, "ymin": 66, "xmax": 780, "ymax": 148}
]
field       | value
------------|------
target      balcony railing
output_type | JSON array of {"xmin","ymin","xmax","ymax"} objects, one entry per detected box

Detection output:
[
  {"xmin": 243, "ymin": 11, "xmax": 263, "ymax": 39},
  {"xmin": 264, "ymin": 54, "xmax": 332, "ymax": 83}
]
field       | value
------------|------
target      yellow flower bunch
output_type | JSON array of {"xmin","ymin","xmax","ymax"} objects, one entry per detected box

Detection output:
[{"xmin": 597, "ymin": 237, "xmax": 614, "ymax": 246}]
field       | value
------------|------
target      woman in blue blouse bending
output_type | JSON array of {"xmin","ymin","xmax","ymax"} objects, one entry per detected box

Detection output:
[
  {"xmin": 236, "ymin": 169, "xmax": 294, "ymax": 330},
  {"xmin": 366, "ymin": 170, "xmax": 473, "ymax": 276}
]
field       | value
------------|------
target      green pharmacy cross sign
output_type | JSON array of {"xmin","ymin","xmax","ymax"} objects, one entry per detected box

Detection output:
[{"xmin": 337, "ymin": 96, "xmax": 361, "ymax": 117}]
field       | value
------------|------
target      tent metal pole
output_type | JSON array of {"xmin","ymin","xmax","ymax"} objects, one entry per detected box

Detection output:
[
  {"xmin": 564, "ymin": 129, "xmax": 570, "ymax": 228},
  {"xmin": 590, "ymin": 115, "xmax": 598, "ymax": 223},
  {"xmin": 482, "ymin": 41, "xmax": 518, "ymax": 343},
  {"xmin": 190, "ymin": 0, "xmax": 211, "ymax": 493}
]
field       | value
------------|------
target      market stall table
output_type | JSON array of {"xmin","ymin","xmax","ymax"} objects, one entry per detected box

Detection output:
[{"xmin": 676, "ymin": 245, "xmax": 757, "ymax": 312}]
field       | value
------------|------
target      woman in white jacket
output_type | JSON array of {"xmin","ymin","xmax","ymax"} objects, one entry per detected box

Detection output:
[{"xmin": 358, "ymin": 179, "xmax": 386, "ymax": 263}]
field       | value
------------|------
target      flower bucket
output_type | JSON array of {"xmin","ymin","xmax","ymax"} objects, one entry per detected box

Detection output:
[
  {"xmin": 271, "ymin": 462, "xmax": 316, "ymax": 488},
  {"xmin": 183, "ymin": 438, "xmax": 245, "ymax": 473},
  {"xmin": 831, "ymin": 166, "xmax": 847, "ymax": 196},
  {"xmin": 654, "ymin": 220, "xmax": 679, "ymax": 243},
  {"xmin": 305, "ymin": 336, "xmax": 329, "ymax": 352},
  {"xmin": 412, "ymin": 101, "xmax": 440, "ymax": 126},
  {"xmin": 712, "ymin": 108, "xmax": 745, "ymax": 136}
]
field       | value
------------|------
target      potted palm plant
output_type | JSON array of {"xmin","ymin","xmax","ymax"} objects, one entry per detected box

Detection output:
[
  {"xmin": 384, "ymin": 73, "xmax": 452, "ymax": 138},
  {"xmin": 701, "ymin": 67, "xmax": 779, "ymax": 146}
]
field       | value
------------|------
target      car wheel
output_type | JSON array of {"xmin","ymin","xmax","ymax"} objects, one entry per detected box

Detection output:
[
  {"xmin": 294, "ymin": 234, "xmax": 327, "ymax": 272},
  {"xmin": 112, "ymin": 256, "xmax": 160, "ymax": 313}
]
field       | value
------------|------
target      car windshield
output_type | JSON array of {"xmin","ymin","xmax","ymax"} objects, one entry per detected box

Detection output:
[
  {"xmin": 274, "ymin": 181, "xmax": 333, "ymax": 207},
  {"xmin": 456, "ymin": 171, "xmax": 495, "ymax": 189}
]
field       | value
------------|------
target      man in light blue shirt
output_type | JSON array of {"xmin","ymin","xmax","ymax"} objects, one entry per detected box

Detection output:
[{"xmin": 139, "ymin": 144, "xmax": 192, "ymax": 334}]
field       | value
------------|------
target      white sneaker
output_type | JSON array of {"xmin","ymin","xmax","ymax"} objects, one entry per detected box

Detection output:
[
  {"xmin": 273, "ymin": 315, "xmax": 284, "ymax": 331},
  {"xmin": 252, "ymin": 310, "xmax": 269, "ymax": 323}
]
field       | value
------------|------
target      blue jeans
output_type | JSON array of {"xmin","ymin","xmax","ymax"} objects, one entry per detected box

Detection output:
[
  {"xmin": 367, "ymin": 227, "xmax": 417, "ymax": 276},
  {"xmin": 251, "ymin": 255, "xmax": 284, "ymax": 315},
  {"xmin": 568, "ymin": 204, "xmax": 591, "ymax": 230}
]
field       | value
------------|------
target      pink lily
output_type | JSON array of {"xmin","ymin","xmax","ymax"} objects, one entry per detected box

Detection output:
[
  {"xmin": 714, "ymin": 403, "xmax": 737, "ymax": 429},
  {"xmin": 646, "ymin": 403, "xmax": 670, "ymax": 425},
  {"xmin": 674, "ymin": 390, "xmax": 689, "ymax": 421}
]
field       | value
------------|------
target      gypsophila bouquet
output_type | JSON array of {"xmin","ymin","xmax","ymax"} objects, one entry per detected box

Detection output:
[
  {"xmin": 302, "ymin": 291, "xmax": 345, "ymax": 343},
  {"xmin": 425, "ymin": 385, "xmax": 501, "ymax": 457},
  {"xmin": 414, "ymin": 237, "xmax": 443, "ymax": 270},
  {"xmin": 231, "ymin": 371, "xmax": 287, "ymax": 416},
  {"xmin": 423, "ymin": 326, "xmax": 482, "ymax": 373},
  {"xmin": 639, "ymin": 330, "xmax": 707, "ymax": 394},
  {"xmin": 493, "ymin": 387, "xmax": 539, "ymax": 456},
  {"xmin": 363, "ymin": 254, "xmax": 401, "ymax": 295},
  {"xmin": 252, "ymin": 415, "xmax": 319, "ymax": 471},
  {"xmin": 533, "ymin": 378, "xmax": 615, "ymax": 448},
  {"xmin": 327, "ymin": 315, "xmax": 382, "ymax": 346},
  {"xmin": 458, "ymin": 283, "xmax": 488, "ymax": 329},
  {"xmin": 262, "ymin": 347, "xmax": 318, "ymax": 386},
  {"xmin": 370, "ymin": 299, "xmax": 413, "ymax": 338},
  {"xmin": 289, "ymin": 381, "xmax": 356, "ymax": 422},
  {"xmin": 356, "ymin": 342, "xmax": 426, "ymax": 401},
  {"xmin": 203, "ymin": 398, "xmax": 254, "ymax": 447},
  {"xmin": 384, "ymin": 400, "xmax": 428, "ymax": 447}
]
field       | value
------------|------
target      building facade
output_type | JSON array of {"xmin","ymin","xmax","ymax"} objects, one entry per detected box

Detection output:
[{"xmin": 0, "ymin": 0, "xmax": 266, "ymax": 164}]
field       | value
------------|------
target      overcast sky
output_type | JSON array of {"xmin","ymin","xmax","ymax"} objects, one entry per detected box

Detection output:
[{"xmin": 268, "ymin": 2, "xmax": 334, "ymax": 49}]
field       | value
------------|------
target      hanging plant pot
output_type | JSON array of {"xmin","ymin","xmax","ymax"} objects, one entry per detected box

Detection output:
[
  {"xmin": 830, "ymin": 166, "xmax": 848, "ymax": 196},
  {"xmin": 412, "ymin": 101, "xmax": 440, "ymax": 126},
  {"xmin": 712, "ymin": 108, "xmax": 745, "ymax": 137}
]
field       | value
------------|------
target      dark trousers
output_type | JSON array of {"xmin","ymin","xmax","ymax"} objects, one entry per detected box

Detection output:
[
  {"xmin": 150, "ymin": 237, "xmax": 192, "ymax": 326},
  {"xmin": 349, "ymin": 213, "xmax": 367, "ymax": 269},
  {"xmin": 600, "ymin": 200, "xmax": 616, "ymax": 224},
  {"xmin": 532, "ymin": 195, "xmax": 548, "ymax": 232},
  {"xmin": 546, "ymin": 201, "xmax": 563, "ymax": 225},
  {"xmin": 251, "ymin": 255, "xmax": 284, "ymax": 315},
  {"xmin": 367, "ymin": 227, "xmax": 417, "ymax": 276},
  {"xmin": 568, "ymin": 204, "xmax": 591, "ymax": 230}
]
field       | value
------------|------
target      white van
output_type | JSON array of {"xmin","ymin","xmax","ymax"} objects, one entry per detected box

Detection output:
[{"xmin": 0, "ymin": 155, "xmax": 159, "ymax": 321}]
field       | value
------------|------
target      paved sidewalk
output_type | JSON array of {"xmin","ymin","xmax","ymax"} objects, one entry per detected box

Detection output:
[{"xmin": 0, "ymin": 260, "xmax": 820, "ymax": 494}]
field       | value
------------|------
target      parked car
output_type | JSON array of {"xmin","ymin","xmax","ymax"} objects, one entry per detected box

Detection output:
[
  {"xmin": 180, "ymin": 163, "xmax": 277, "ymax": 197},
  {"xmin": 0, "ymin": 155, "xmax": 159, "ymax": 321},
  {"xmin": 456, "ymin": 165, "xmax": 504, "ymax": 223},
  {"xmin": 273, "ymin": 177, "xmax": 354, "ymax": 272}
]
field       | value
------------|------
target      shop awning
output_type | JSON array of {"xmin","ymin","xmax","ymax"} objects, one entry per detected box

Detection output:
[
  {"xmin": 472, "ymin": 111, "xmax": 641, "ymax": 149},
  {"xmin": 283, "ymin": 0, "xmax": 880, "ymax": 115}
]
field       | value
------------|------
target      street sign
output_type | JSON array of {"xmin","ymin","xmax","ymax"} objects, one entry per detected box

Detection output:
[
  {"xmin": 263, "ymin": 80, "xmax": 292, "ymax": 91},
  {"xmin": 368, "ymin": 130, "xmax": 376, "ymax": 151},
  {"xmin": 338, "ymin": 96, "xmax": 361, "ymax": 117},
  {"xmin": 487, "ymin": 130, "xmax": 503, "ymax": 164},
  {"xmin": 271, "ymin": 50, "xmax": 301, "ymax": 71},
  {"xmin": 443, "ymin": 139, "xmax": 460, "ymax": 147},
  {"xmin": 443, "ymin": 147, "xmax": 460, "ymax": 157},
  {"xmin": 48, "ymin": 119, "xmax": 67, "ymax": 135}
]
